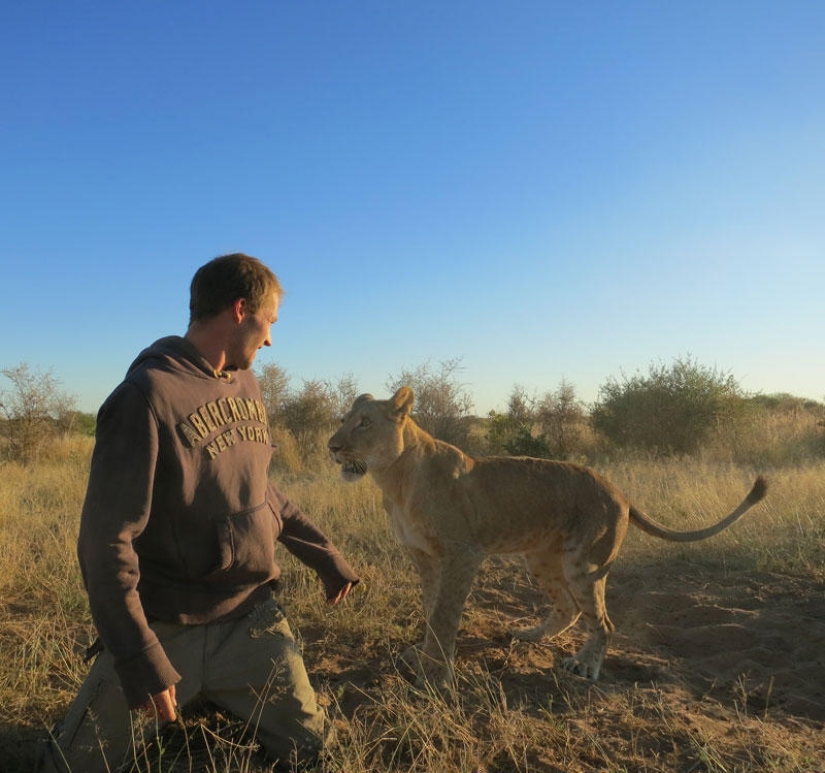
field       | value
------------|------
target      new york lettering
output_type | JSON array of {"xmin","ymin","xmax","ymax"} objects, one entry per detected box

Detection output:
[{"xmin": 176, "ymin": 396, "xmax": 270, "ymax": 458}]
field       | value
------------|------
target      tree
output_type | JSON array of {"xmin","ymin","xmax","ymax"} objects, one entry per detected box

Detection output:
[
  {"xmin": 63, "ymin": 410, "xmax": 97, "ymax": 437},
  {"xmin": 278, "ymin": 380, "xmax": 340, "ymax": 438},
  {"xmin": 487, "ymin": 385, "xmax": 548, "ymax": 457},
  {"xmin": 270, "ymin": 374, "xmax": 359, "ymax": 465},
  {"xmin": 591, "ymin": 355, "xmax": 745, "ymax": 455},
  {"xmin": 386, "ymin": 358, "xmax": 473, "ymax": 448},
  {"xmin": 255, "ymin": 362, "xmax": 291, "ymax": 423},
  {"xmin": 0, "ymin": 363, "xmax": 77, "ymax": 463},
  {"xmin": 534, "ymin": 378, "xmax": 587, "ymax": 460},
  {"xmin": 487, "ymin": 380, "xmax": 586, "ymax": 460}
]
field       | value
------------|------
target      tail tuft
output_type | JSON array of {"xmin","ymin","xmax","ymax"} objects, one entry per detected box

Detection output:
[{"xmin": 748, "ymin": 475, "xmax": 768, "ymax": 504}]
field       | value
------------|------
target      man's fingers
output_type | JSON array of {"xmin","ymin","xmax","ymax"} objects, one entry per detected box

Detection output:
[
  {"xmin": 158, "ymin": 688, "xmax": 177, "ymax": 722},
  {"xmin": 137, "ymin": 687, "xmax": 178, "ymax": 722},
  {"xmin": 327, "ymin": 582, "xmax": 353, "ymax": 606}
]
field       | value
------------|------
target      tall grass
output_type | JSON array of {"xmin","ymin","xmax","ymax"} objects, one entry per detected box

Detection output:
[
  {"xmin": 2, "ymin": 437, "xmax": 824, "ymax": 771},
  {"xmin": 594, "ymin": 457, "xmax": 825, "ymax": 575},
  {"xmin": 0, "ymin": 439, "xmax": 96, "ymax": 771}
]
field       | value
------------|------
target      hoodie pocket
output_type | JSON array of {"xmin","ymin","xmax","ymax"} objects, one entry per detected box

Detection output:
[{"xmin": 207, "ymin": 502, "xmax": 276, "ymax": 582}]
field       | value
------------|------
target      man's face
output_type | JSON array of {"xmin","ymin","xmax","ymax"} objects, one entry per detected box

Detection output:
[{"xmin": 228, "ymin": 291, "xmax": 280, "ymax": 370}]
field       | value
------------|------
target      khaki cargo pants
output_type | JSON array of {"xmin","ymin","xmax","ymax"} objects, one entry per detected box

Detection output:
[{"xmin": 39, "ymin": 599, "xmax": 327, "ymax": 772}]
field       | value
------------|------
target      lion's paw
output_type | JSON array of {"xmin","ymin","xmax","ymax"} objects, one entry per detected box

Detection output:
[
  {"xmin": 399, "ymin": 644, "xmax": 454, "ymax": 692},
  {"xmin": 561, "ymin": 656, "xmax": 601, "ymax": 681},
  {"xmin": 399, "ymin": 644, "xmax": 425, "ymax": 676}
]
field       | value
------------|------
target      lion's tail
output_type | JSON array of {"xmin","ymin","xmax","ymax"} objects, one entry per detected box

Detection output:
[{"xmin": 629, "ymin": 476, "xmax": 768, "ymax": 543}]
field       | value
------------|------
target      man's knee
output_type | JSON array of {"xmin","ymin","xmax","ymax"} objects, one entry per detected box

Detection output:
[
  {"xmin": 36, "ymin": 732, "xmax": 69, "ymax": 773},
  {"xmin": 37, "ymin": 654, "xmax": 137, "ymax": 773}
]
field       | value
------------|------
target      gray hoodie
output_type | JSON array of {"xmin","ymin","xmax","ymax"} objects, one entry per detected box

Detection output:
[{"xmin": 78, "ymin": 336, "xmax": 358, "ymax": 708}]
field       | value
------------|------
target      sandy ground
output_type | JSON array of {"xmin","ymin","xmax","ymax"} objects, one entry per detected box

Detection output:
[
  {"xmin": 306, "ymin": 556, "xmax": 825, "ymax": 771},
  {"xmin": 605, "ymin": 560, "xmax": 825, "ymax": 722},
  {"xmin": 321, "ymin": 557, "xmax": 825, "ymax": 720}
]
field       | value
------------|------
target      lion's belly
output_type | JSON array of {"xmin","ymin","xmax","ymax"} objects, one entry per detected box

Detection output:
[{"xmin": 480, "ymin": 523, "xmax": 563, "ymax": 555}]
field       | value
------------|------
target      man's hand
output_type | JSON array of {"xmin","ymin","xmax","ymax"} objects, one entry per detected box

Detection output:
[
  {"xmin": 137, "ymin": 684, "xmax": 177, "ymax": 722},
  {"xmin": 327, "ymin": 582, "xmax": 354, "ymax": 606}
]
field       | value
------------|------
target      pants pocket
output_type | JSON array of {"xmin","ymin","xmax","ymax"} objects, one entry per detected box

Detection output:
[{"xmin": 247, "ymin": 598, "xmax": 288, "ymax": 639}]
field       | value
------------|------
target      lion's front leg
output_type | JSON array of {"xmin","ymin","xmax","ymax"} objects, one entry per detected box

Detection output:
[
  {"xmin": 404, "ymin": 544, "xmax": 484, "ymax": 690},
  {"xmin": 400, "ymin": 547, "xmax": 443, "ymax": 684},
  {"xmin": 408, "ymin": 546, "xmax": 440, "ymax": 621}
]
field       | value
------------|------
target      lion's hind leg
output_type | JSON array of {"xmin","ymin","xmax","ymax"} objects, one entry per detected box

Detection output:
[
  {"xmin": 560, "ymin": 560, "xmax": 613, "ymax": 681},
  {"xmin": 512, "ymin": 548, "xmax": 581, "ymax": 642}
]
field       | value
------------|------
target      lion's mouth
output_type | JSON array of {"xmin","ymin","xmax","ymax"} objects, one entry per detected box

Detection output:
[{"xmin": 341, "ymin": 459, "xmax": 368, "ymax": 481}]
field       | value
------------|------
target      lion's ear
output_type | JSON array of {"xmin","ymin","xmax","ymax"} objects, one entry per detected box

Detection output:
[
  {"xmin": 353, "ymin": 393, "xmax": 374, "ymax": 407},
  {"xmin": 390, "ymin": 386, "xmax": 415, "ymax": 417}
]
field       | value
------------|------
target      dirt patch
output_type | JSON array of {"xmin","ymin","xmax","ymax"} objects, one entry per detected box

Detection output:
[
  {"xmin": 606, "ymin": 560, "xmax": 825, "ymax": 722},
  {"xmin": 437, "ymin": 557, "xmax": 825, "ymax": 723},
  {"xmin": 302, "ymin": 557, "xmax": 825, "ymax": 770}
]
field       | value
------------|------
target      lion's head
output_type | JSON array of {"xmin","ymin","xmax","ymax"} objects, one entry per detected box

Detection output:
[{"xmin": 328, "ymin": 387, "xmax": 415, "ymax": 481}]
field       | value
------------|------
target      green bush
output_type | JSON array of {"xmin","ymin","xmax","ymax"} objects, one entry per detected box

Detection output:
[
  {"xmin": 487, "ymin": 382, "xmax": 590, "ymax": 461},
  {"xmin": 591, "ymin": 355, "xmax": 746, "ymax": 456}
]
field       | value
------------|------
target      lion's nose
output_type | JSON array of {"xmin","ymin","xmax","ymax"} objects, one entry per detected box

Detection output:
[{"xmin": 328, "ymin": 440, "xmax": 341, "ymax": 453}]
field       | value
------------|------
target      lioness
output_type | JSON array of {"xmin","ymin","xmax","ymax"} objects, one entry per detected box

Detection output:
[{"xmin": 328, "ymin": 387, "xmax": 767, "ymax": 686}]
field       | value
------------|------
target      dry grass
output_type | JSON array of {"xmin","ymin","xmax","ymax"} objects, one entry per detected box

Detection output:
[
  {"xmin": 2, "ymin": 442, "xmax": 824, "ymax": 771},
  {"xmin": 594, "ymin": 458, "xmax": 825, "ymax": 575}
]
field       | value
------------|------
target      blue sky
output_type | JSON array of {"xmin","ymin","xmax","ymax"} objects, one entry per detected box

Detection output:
[{"xmin": 2, "ymin": 1, "xmax": 823, "ymax": 415}]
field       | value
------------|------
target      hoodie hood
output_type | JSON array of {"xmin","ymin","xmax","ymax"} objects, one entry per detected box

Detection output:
[{"xmin": 127, "ymin": 336, "xmax": 230, "ymax": 382}]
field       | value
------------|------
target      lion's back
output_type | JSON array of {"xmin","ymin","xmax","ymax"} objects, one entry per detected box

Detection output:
[{"xmin": 422, "ymin": 455, "xmax": 622, "ymax": 550}]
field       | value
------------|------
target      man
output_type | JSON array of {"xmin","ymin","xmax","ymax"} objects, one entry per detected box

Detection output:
[{"xmin": 41, "ymin": 253, "xmax": 358, "ymax": 772}]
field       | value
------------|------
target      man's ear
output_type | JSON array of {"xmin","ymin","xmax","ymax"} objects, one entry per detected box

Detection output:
[{"xmin": 231, "ymin": 298, "xmax": 246, "ymax": 323}]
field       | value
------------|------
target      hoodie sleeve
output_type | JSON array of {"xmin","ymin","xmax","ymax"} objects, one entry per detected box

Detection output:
[
  {"xmin": 267, "ymin": 482, "xmax": 360, "ymax": 601},
  {"xmin": 77, "ymin": 382, "xmax": 181, "ymax": 709}
]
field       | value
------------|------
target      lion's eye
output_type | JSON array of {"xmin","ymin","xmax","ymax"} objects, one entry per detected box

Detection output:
[{"xmin": 357, "ymin": 417, "xmax": 372, "ymax": 430}]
